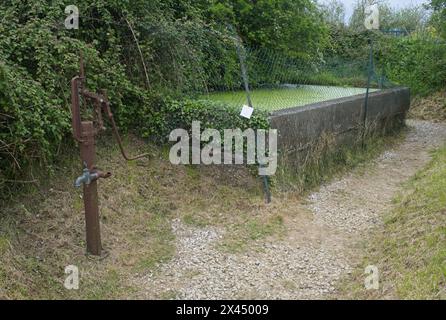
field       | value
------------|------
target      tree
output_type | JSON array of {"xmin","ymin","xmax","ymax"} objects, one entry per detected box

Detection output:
[
  {"xmin": 320, "ymin": 0, "xmax": 346, "ymax": 29},
  {"xmin": 349, "ymin": 0, "xmax": 372, "ymax": 31},
  {"xmin": 430, "ymin": 0, "xmax": 446, "ymax": 10},
  {"xmin": 428, "ymin": 0, "xmax": 446, "ymax": 38},
  {"xmin": 349, "ymin": 0, "xmax": 428, "ymax": 33},
  {"xmin": 206, "ymin": 0, "xmax": 329, "ymax": 60},
  {"xmin": 389, "ymin": 6, "xmax": 429, "ymax": 33}
]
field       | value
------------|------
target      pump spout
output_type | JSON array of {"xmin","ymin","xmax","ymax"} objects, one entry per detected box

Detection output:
[
  {"xmin": 74, "ymin": 164, "xmax": 111, "ymax": 188},
  {"xmin": 75, "ymin": 167, "xmax": 91, "ymax": 188}
]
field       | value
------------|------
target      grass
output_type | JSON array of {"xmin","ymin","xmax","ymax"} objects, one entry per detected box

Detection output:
[
  {"xmin": 0, "ymin": 134, "xmax": 299, "ymax": 299},
  {"xmin": 0, "ymin": 136, "xmax": 176, "ymax": 299},
  {"xmin": 409, "ymin": 89, "xmax": 446, "ymax": 122},
  {"xmin": 204, "ymin": 85, "xmax": 376, "ymax": 112},
  {"xmin": 275, "ymin": 124, "xmax": 407, "ymax": 194},
  {"xmin": 0, "ymin": 121, "xmax": 406, "ymax": 299},
  {"xmin": 340, "ymin": 144, "xmax": 446, "ymax": 299}
]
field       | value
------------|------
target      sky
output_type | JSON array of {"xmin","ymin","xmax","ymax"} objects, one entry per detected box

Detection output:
[{"xmin": 318, "ymin": 0, "xmax": 430, "ymax": 23}]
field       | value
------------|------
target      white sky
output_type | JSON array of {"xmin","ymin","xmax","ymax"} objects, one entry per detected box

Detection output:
[{"xmin": 318, "ymin": 0, "xmax": 430, "ymax": 22}]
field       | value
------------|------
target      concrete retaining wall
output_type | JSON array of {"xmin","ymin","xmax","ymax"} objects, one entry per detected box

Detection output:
[{"xmin": 269, "ymin": 87, "xmax": 410, "ymax": 166}]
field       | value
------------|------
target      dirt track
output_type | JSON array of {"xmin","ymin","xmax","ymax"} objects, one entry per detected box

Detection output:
[{"xmin": 136, "ymin": 120, "xmax": 446, "ymax": 299}]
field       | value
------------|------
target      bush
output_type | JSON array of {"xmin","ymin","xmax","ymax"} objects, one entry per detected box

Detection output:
[
  {"xmin": 377, "ymin": 35, "xmax": 446, "ymax": 96},
  {"xmin": 0, "ymin": 62, "xmax": 71, "ymax": 186},
  {"xmin": 142, "ymin": 97, "xmax": 270, "ymax": 140},
  {"xmin": 325, "ymin": 26, "xmax": 446, "ymax": 96}
]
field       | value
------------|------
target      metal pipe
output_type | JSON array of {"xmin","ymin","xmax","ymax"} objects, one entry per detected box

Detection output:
[
  {"xmin": 79, "ymin": 121, "xmax": 102, "ymax": 256},
  {"xmin": 233, "ymin": 31, "xmax": 272, "ymax": 204},
  {"xmin": 100, "ymin": 91, "xmax": 151, "ymax": 161},
  {"xmin": 262, "ymin": 175, "xmax": 272, "ymax": 204},
  {"xmin": 71, "ymin": 55, "xmax": 148, "ymax": 256}
]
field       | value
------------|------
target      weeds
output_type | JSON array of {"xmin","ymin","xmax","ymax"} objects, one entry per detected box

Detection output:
[{"xmin": 276, "ymin": 122, "xmax": 406, "ymax": 194}]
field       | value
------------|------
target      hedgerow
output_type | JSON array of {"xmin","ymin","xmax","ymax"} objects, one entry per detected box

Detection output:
[
  {"xmin": 378, "ymin": 35, "xmax": 446, "ymax": 96},
  {"xmin": 158, "ymin": 98, "xmax": 270, "ymax": 137}
]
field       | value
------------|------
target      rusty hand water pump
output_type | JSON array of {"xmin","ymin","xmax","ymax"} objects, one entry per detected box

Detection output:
[{"xmin": 71, "ymin": 56, "xmax": 149, "ymax": 256}]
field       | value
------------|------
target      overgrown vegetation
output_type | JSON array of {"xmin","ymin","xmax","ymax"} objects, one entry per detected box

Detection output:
[
  {"xmin": 276, "ymin": 122, "xmax": 407, "ymax": 194},
  {"xmin": 378, "ymin": 34, "xmax": 446, "ymax": 96},
  {"xmin": 323, "ymin": 0, "xmax": 446, "ymax": 96},
  {"xmin": 410, "ymin": 90, "xmax": 446, "ymax": 121},
  {"xmin": 0, "ymin": 0, "xmax": 323, "ymax": 196},
  {"xmin": 430, "ymin": 0, "xmax": 446, "ymax": 38}
]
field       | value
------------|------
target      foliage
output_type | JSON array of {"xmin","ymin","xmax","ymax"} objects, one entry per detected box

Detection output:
[
  {"xmin": 0, "ymin": 0, "xmax": 445, "ymax": 195},
  {"xmin": 155, "ymin": 98, "xmax": 270, "ymax": 138},
  {"xmin": 349, "ymin": 0, "xmax": 428, "ymax": 33},
  {"xmin": 323, "ymin": 1, "xmax": 446, "ymax": 97},
  {"xmin": 319, "ymin": 0, "xmax": 346, "ymax": 29},
  {"xmin": 387, "ymin": 6, "xmax": 429, "ymax": 33},
  {"xmin": 0, "ymin": 63, "xmax": 70, "ymax": 179},
  {"xmin": 0, "ymin": 0, "xmax": 160, "ymax": 191},
  {"xmin": 206, "ymin": 0, "xmax": 329, "ymax": 60},
  {"xmin": 429, "ymin": 0, "xmax": 446, "ymax": 39},
  {"xmin": 0, "ymin": 0, "xmax": 281, "ymax": 192},
  {"xmin": 376, "ymin": 34, "xmax": 446, "ymax": 96}
]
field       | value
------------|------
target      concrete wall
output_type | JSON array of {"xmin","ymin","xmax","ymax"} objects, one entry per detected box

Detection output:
[{"xmin": 269, "ymin": 87, "xmax": 410, "ymax": 166}]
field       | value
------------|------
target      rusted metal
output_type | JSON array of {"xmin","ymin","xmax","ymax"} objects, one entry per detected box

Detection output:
[
  {"xmin": 95, "ymin": 170, "xmax": 112, "ymax": 179},
  {"xmin": 80, "ymin": 86, "xmax": 150, "ymax": 160},
  {"xmin": 79, "ymin": 121, "xmax": 102, "ymax": 256},
  {"xmin": 71, "ymin": 55, "xmax": 149, "ymax": 256},
  {"xmin": 100, "ymin": 91, "xmax": 150, "ymax": 161}
]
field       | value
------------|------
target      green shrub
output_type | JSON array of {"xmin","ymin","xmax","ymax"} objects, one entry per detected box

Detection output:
[
  {"xmin": 0, "ymin": 63, "xmax": 70, "ymax": 178},
  {"xmin": 377, "ymin": 35, "xmax": 446, "ymax": 96},
  {"xmin": 146, "ymin": 97, "xmax": 270, "ymax": 140}
]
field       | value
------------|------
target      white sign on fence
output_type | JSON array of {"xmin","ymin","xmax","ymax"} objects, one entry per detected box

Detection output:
[{"xmin": 240, "ymin": 105, "xmax": 254, "ymax": 119}]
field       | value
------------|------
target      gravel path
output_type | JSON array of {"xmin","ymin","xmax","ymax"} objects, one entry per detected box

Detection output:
[
  {"xmin": 136, "ymin": 120, "xmax": 446, "ymax": 300},
  {"xmin": 309, "ymin": 120, "xmax": 446, "ymax": 234}
]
